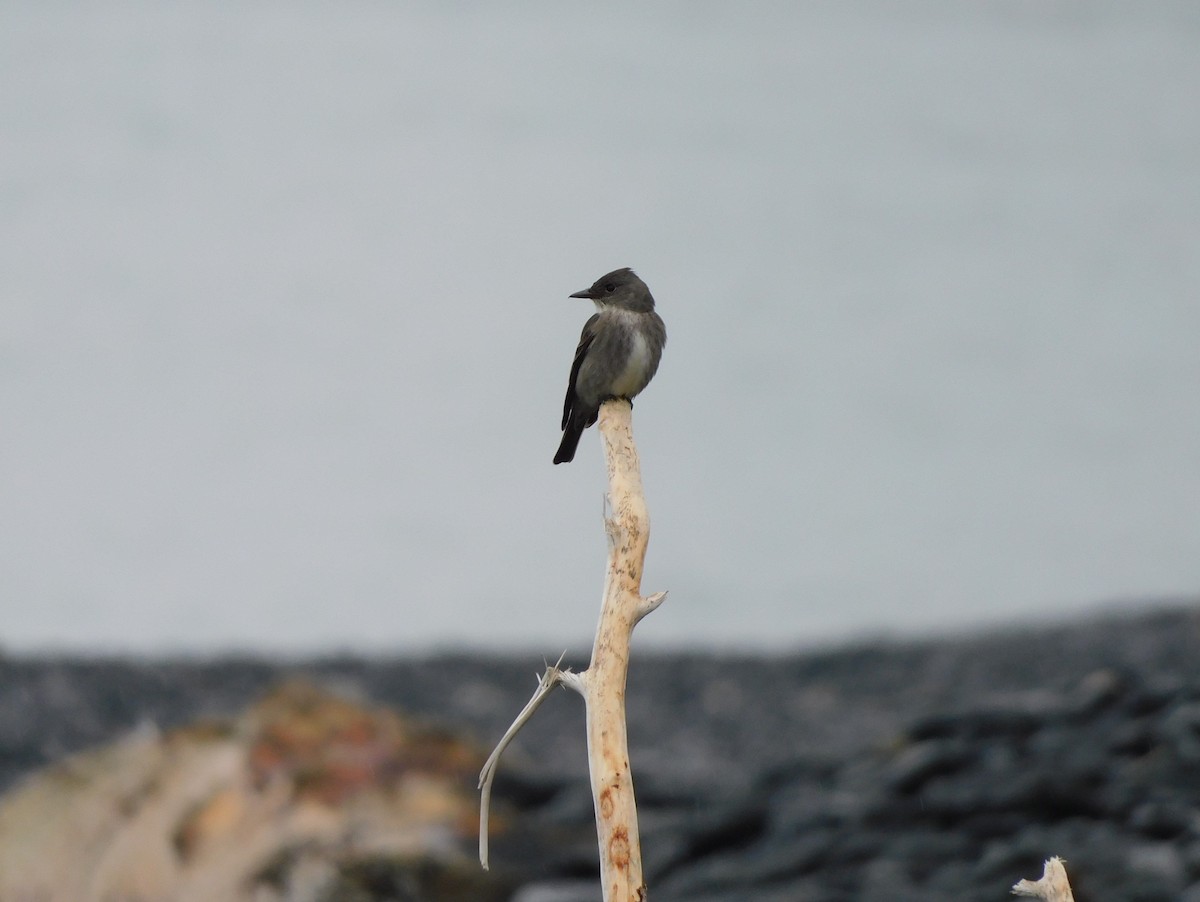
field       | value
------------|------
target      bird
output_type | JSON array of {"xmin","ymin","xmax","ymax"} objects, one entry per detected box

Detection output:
[{"xmin": 554, "ymin": 267, "xmax": 666, "ymax": 465}]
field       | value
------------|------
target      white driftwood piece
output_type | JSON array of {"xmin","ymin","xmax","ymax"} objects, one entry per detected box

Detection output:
[
  {"xmin": 477, "ymin": 658, "xmax": 567, "ymax": 871},
  {"xmin": 579, "ymin": 399, "xmax": 667, "ymax": 902},
  {"xmin": 1012, "ymin": 857, "xmax": 1076, "ymax": 902},
  {"xmin": 477, "ymin": 399, "xmax": 665, "ymax": 902}
]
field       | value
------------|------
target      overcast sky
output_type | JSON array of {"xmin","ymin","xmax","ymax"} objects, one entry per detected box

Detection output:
[{"xmin": 3, "ymin": 3, "xmax": 1198, "ymax": 653}]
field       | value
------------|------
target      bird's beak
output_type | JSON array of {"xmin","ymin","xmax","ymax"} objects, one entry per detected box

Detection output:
[{"xmin": 569, "ymin": 288, "xmax": 594, "ymax": 299}]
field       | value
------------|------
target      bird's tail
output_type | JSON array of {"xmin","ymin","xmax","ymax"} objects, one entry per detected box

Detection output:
[{"xmin": 553, "ymin": 417, "xmax": 586, "ymax": 465}]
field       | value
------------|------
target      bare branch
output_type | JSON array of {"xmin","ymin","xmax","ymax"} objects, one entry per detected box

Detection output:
[
  {"xmin": 478, "ymin": 399, "xmax": 666, "ymax": 902},
  {"xmin": 1012, "ymin": 857, "xmax": 1075, "ymax": 902},
  {"xmin": 580, "ymin": 399, "xmax": 667, "ymax": 901},
  {"xmin": 635, "ymin": 590, "xmax": 668, "ymax": 624},
  {"xmin": 477, "ymin": 659, "xmax": 569, "ymax": 870},
  {"xmin": 559, "ymin": 670, "xmax": 588, "ymax": 697}
]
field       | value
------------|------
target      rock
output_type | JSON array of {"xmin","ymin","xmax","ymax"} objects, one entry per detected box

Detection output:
[
  {"xmin": 4, "ymin": 606, "xmax": 1200, "ymax": 900},
  {"xmin": 1130, "ymin": 800, "xmax": 1196, "ymax": 839},
  {"xmin": 0, "ymin": 680, "xmax": 514, "ymax": 902},
  {"xmin": 881, "ymin": 738, "xmax": 975, "ymax": 795},
  {"xmin": 1162, "ymin": 703, "xmax": 1200, "ymax": 761},
  {"xmin": 510, "ymin": 880, "xmax": 600, "ymax": 902},
  {"xmin": 1128, "ymin": 842, "xmax": 1187, "ymax": 896}
]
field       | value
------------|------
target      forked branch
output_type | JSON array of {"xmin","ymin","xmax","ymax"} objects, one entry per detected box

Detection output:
[{"xmin": 479, "ymin": 399, "xmax": 666, "ymax": 902}]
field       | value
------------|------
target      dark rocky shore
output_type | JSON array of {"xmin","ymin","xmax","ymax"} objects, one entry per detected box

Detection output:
[{"xmin": 2, "ymin": 604, "xmax": 1198, "ymax": 901}]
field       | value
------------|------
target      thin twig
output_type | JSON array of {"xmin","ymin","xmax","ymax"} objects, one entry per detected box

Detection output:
[{"xmin": 477, "ymin": 655, "xmax": 569, "ymax": 870}]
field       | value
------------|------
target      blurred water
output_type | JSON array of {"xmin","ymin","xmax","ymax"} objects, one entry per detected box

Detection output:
[{"xmin": 2, "ymin": 2, "xmax": 1198, "ymax": 652}]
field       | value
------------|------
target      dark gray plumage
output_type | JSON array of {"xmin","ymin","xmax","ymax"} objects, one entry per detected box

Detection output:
[{"xmin": 554, "ymin": 267, "xmax": 666, "ymax": 465}]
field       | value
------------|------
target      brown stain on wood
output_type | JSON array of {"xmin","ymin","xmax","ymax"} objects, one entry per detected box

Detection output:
[
  {"xmin": 599, "ymin": 786, "xmax": 615, "ymax": 819},
  {"xmin": 609, "ymin": 825, "xmax": 630, "ymax": 869}
]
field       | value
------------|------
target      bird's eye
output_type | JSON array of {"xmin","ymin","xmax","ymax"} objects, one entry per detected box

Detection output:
[{"xmin": 604, "ymin": 283, "xmax": 615, "ymax": 293}]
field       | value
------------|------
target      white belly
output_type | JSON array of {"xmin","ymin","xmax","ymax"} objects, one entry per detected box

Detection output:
[{"xmin": 610, "ymin": 330, "xmax": 652, "ymax": 397}]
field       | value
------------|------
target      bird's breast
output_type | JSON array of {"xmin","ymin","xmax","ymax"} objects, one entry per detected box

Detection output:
[{"xmin": 610, "ymin": 328, "xmax": 653, "ymax": 397}]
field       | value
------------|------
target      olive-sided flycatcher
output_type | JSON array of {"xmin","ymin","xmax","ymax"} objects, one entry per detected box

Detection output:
[{"xmin": 554, "ymin": 267, "xmax": 667, "ymax": 465}]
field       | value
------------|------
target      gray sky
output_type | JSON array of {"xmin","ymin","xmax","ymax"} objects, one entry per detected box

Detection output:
[{"xmin": 3, "ymin": 3, "xmax": 1198, "ymax": 652}]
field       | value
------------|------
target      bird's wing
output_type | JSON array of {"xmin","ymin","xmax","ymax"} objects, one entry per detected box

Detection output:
[{"xmin": 562, "ymin": 313, "xmax": 600, "ymax": 429}]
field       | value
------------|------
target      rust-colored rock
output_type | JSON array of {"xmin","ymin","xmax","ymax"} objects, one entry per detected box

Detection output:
[{"xmin": 0, "ymin": 680, "xmax": 510, "ymax": 902}]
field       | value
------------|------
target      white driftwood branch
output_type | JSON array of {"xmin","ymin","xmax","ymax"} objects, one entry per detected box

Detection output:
[
  {"xmin": 477, "ymin": 657, "xmax": 569, "ymax": 870},
  {"xmin": 581, "ymin": 398, "xmax": 665, "ymax": 902},
  {"xmin": 478, "ymin": 399, "xmax": 665, "ymax": 902},
  {"xmin": 559, "ymin": 669, "xmax": 587, "ymax": 696},
  {"xmin": 1012, "ymin": 857, "xmax": 1075, "ymax": 902}
]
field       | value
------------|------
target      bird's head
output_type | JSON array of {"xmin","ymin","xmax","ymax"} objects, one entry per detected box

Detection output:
[{"xmin": 569, "ymin": 267, "xmax": 655, "ymax": 313}]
